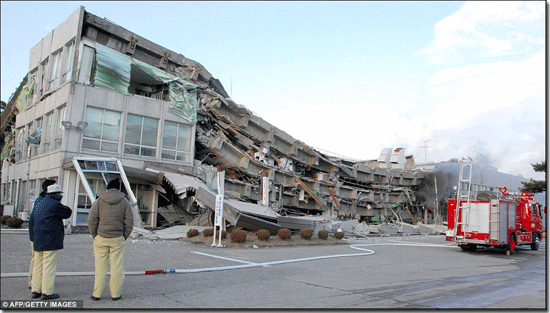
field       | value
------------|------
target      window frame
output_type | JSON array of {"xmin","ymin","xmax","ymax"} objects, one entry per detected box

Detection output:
[
  {"xmin": 161, "ymin": 120, "xmax": 193, "ymax": 163},
  {"xmin": 42, "ymin": 111, "xmax": 53, "ymax": 153},
  {"xmin": 48, "ymin": 48, "xmax": 63, "ymax": 90},
  {"xmin": 53, "ymin": 105, "xmax": 66, "ymax": 150},
  {"xmin": 61, "ymin": 39, "xmax": 75, "ymax": 83},
  {"xmin": 81, "ymin": 106, "xmax": 122, "ymax": 154},
  {"xmin": 123, "ymin": 113, "xmax": 159, "ymax": 158}
]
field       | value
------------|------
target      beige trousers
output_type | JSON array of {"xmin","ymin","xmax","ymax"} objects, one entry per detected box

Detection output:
[
  {"xmin": 92, "ymin": 235, "xmax": 126, "ymax": 298},
  {"xmin": 32, "ymin": 249, "xmax": 59, "ymax": 295},
  {"xmin": 28, "ymin": 241, "xmax": 35, "ymax": 288}
]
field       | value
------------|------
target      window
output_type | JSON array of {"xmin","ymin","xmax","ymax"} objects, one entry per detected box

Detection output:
[
  {"xmin": 124, "ymin": 114, "xmax": 158, "ymax": 157},
  {"xmin": 53, "ymin": 106, "xmax": 66, "ymax": 149},
  {"xmin": 78, "ymin": 45, "xmax": 95, "ymax": 84},
  {"xmin": 82, "ymin": 106, "xmax": 121, "ymax": 153},
  {"xmin": 39, "ymin": 59, "xmax": 49, "ymax": 95},
  {"xmin": 27, "ymin": 180, "xmax": 37, "ymax": 212},
  {"xmin": 1, "ymin": 184, "xmax": 7, "ymax": 203},
  {"xmin": 48, "ymin": 50, "xmax": 63, "ymax": 90},
  {"xmin": 25, "ymin": 122, "xmax": 33, "ymax": 159},
  {"xmin": 42, "ymin": 112, "xmax": 53, "ymax": 152},
  {"xmin": 15, "ymin": 128, "xmax": 26, "ymax": 161},
  {"xmin": 29, "ymin": 118, "xmax": 43, "ymax": 156},
  {"xmin": 28, "ymin": 70, "xmax": 38, "ymax": 104},
  {"xmin": 162, "ymin": 121, "xmax": 193, "ymax": 162},
  {"xmin": 61, "ymin": 40, "xmax": 75, "ymax": 83},
  {"xmin": 9, "ymin": 181, "xmax": 16, "ymax": 204},
  {"xmin": 16, "ymin": 180, "xmax": 27, "ymax": 216}
]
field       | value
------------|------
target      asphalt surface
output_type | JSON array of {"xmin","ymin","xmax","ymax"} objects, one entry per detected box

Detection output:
[{"xmin": 0, "ymin": 229, "xmax": 546, "ymax": 310}]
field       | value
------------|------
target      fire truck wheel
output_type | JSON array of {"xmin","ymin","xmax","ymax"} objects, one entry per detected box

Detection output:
[
  {"xmin": 530, "ymin": 234, "xmax": 540, "ymax": 251},
  {"xmin": 508, "ymin": 235, "xmax": 516, "ymax": 254},
  {"xmin": 459, "ymin": 244, "xmax": 477, "ymax": 252}
]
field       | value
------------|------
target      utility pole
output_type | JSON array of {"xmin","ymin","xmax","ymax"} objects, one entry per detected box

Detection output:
[{"xmin": 420, "ymin": 140, "xmax": 432, "ymax": 164}]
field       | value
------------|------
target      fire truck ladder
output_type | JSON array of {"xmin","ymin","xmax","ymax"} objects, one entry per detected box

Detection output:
[{"xmin": 454, "ymin": 157, "xmax": 473, "ymax": 238}]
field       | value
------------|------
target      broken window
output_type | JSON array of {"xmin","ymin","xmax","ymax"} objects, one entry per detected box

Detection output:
[
  {"xmin": 82, "ymin": 106, "xmax": 121, "ymax": 153},
  {"xmin": 78, "ymin": 45, "xmax": 96, "ymax": 84},
  {"xmin": 78, "ymin": 42, "xmax": 198, "ymax": 123},
  {"xmin": 162, "ymin": 120, "xmax": 192, "ymax": 162},
  {"xmin": 48, "ymin": 49, "xmax": 63, "ymax": 91},
  {"xmin": 29, "ymin": 118, "xmax": 42, "ymax": 156},
  {"xmin": 124, "ymin": 114, "xmax": 158, "ymax": 157},
  {"xmin": 15, "ymin": 127, "xmax": 26, "ymax": 162},
  {"xmin": 39, "ymin": 58, "xmax": 49, "ymax": 96}
]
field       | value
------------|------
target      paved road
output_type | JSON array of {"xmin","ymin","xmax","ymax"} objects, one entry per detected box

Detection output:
[{"xmin": 1, "ymin": 230, "xmax": 546, "ymax": 310}]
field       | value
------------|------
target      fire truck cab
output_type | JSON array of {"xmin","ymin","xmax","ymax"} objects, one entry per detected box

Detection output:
[{"xmin": 446, "ymin": 187, "xmax": 543, "ymax": 254}]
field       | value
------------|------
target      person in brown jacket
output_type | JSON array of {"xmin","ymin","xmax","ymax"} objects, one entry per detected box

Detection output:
[{"xmin": 87, "ymin": 178, "xmax": 133, "ymax": 301}]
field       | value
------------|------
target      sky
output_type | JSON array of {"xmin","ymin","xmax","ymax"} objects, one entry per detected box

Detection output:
[{"xmin": 1, "ymin": 1, "xmax": 546, "ymax": 180}]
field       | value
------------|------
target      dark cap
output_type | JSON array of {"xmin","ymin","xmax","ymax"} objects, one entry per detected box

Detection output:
[{"xmin": 107, "ymin": 178, "xmax": 121, "ymax": 190}]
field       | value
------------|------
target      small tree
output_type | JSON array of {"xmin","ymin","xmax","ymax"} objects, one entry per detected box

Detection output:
[{"xmin": 521, "ymin": 161, "xmax": 546, "ymax": 193}]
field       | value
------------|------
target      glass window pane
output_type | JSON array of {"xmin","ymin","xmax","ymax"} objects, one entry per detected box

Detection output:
[
  {"xmin": 125, "ymin": 114, "xmax": 142, "ymax": 145},
  {"xmin": 101, "ymin": 141, "xmax": 118, "ymax": 153},
  {"xmin": 163, "ymin": 121, "xmax": 177, "ymax": 149},
  {"xmin": 140, "ymin": 147, "xmax": 156, "ymax": 157},
  {"xmin": 124, "ymin": 144, "xmax": 140, "ymax": 155},
  {"xmin": 176, "ymin": 152, "xmax": 190, "ymax": 162},
  {"xmin": 82, "ymin": 139, "xmax": 100, "ymax": 150},
  {"xmin": 177, "ymin": 124, "xmax": 191, "ymax": 151},
  {"xmin": 142, "ymin": 117, "xmax": 158, "ymax": 147},
  {"xmin": 162, "ymin": 149, "xmax": 176, "ymax": 160},
  {"xmin": 103, "ymin": 110, "xmax": 121, "ymax": 142},
  {"xmin": 84, "ymin": 107, "xmax": 103, "ymax": 139}
]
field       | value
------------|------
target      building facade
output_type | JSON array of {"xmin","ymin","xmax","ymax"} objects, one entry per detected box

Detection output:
[{"xmin": 1, "ymin": 7, "xmax": 199, "ymax": 228}]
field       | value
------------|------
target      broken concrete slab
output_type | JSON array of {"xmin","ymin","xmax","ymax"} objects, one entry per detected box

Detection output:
[
  {"xmin": 379, "ymin": 224, "xmax": 400, "ymax": 235},
  {"xmin": 417, "ymin": 223, "xmax": 447, "ymax": 235},
  {"xmin": 400, "ymin": 223, "xmax": 420, "ymax": 235}
]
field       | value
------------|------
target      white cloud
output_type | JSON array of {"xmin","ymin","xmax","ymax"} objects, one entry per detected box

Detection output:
[
  {"xmin": 417, "ymin": 1, "xmax": 544, "ymax": 64},
  {"xmin": 409, "ymin": 1, "xmax": 545, "ymax": 179}
]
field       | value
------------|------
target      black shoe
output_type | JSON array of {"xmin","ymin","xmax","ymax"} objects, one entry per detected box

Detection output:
[
  {"xmin": 31, "ymin": 292, "xmax": 41, "ymax": 299},
  {"xmin": 41, "ymin": 293, "xmax": 60, "ymax": 300},
  {"xmin": 90, "ymin": 295, "xmax": 100, "ymax": 301},
  {"xmin": 112, "ymin": 296, "xmax": 121, "ymax": 301}
]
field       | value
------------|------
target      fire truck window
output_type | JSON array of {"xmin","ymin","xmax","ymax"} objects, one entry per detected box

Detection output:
[{"xmin": 531, "ymin": 204, "xmax": 536, "ymax": 215}]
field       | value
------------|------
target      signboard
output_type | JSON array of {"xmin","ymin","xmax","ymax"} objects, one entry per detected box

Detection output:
[{"xmin": 214, "ymin": 194, "xmax": 224, "ymax": 227}]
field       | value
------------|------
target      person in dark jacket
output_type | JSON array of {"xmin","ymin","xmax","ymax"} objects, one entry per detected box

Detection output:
[
  {"xmin": 29, "ymin": 184, "xmax": 72, "ymax": 300},
  {"xmin": 88, "ymin": 178, "xmax": 133, "ymax": 301},
  {"xmin": 28, "ymin": 179, "xmax": 56, "ymax": 292}
]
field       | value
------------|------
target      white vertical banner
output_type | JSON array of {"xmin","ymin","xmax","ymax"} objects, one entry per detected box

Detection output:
[
  {"xmin": 212, "ymin": 171, "xmax": 225, "ymax": 247},
  {"xmin": 262, "ymin": 176, "xmax": 269, "ymax": 207}
]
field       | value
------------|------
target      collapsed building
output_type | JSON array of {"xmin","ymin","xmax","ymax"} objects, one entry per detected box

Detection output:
[{"xmin": 1, "ymin": 7, "xmax": 433, "ymax": 237}]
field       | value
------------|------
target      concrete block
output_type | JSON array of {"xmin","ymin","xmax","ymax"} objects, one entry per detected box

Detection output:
[
  {"xmin": 417, "ymin": 223, "xmax": 446, "ymax": 235},
  {"xmin": 353, "ymin": 222, "xmax": 370, "ymax": 235},
  {"xmin": 380, "ymin": 224, "xmax": 400, "ymax": 235},
  {"xmin": 368, "ymin": 224, "xmax": 380, "ymax": 234},
  {"xmin": 400, "ymin": 223, "xmax": 420, "ymax": 235}
]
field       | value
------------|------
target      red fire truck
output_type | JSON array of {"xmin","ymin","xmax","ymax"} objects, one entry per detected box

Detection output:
[{"xmin": 446, "ymin": 185, "xmax": 543, "ymax": 254}]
